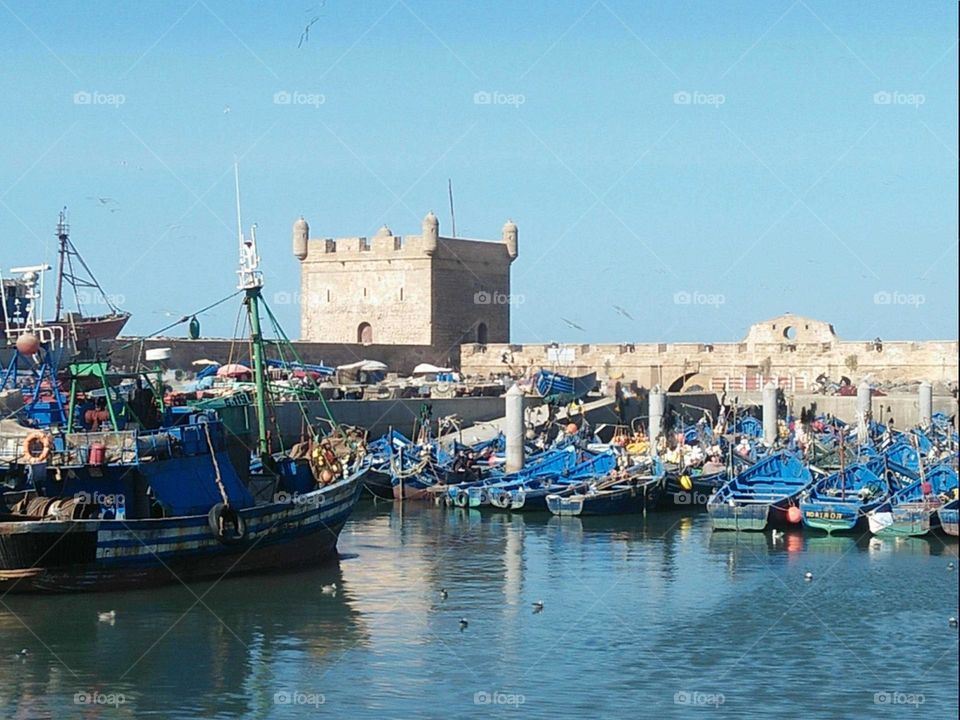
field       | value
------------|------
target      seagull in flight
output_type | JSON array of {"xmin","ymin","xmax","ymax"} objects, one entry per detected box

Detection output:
[
  {"xmin": 613, "ymin": 305, "xmax": 634, "ymax": 320},
  {"xmin": 561, "ymin": 317, "xmax": 585, "ymax": 332}
]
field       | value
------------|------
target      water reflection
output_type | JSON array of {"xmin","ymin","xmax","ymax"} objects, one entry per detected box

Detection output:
[{"xmin": 1, "ymin": 501, "xmax": 956, "ymax": 719}]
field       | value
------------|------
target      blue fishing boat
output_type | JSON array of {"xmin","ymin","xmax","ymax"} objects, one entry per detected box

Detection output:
[
  {"xmin": 458, "ymin": 445, "xmax": 580, "ymax": 508},
  {"xmin": 799, "ymin": 460, "xmax": 891, "ymax": 534},
  {"xmin": 867, "ymin": 464, "xmax": 958, "ymax": 537},
  {"xmin": 662, "ymin": 464, "xmax": 728, "ymax": 507},
  {"xmin": 545, "ymin": 458, "xmax": 665, "ymax": 516},
  {"xmin": 937, "ymin": 498, "xmax": 959, "ymax": 537},
  {"xmin": 496, "ymin": 450, "xmax": 618, "ymax": 511},
  {"xmin": 534, "ymin": 369, "xmax": 596, "ymax": 404},
  {"xmin": 707, "ymin": 451, "xmax": 813, "ymax": 531},
  {"xmin": 0, "ymin": 177, "xmax": 366, "ymax": 592}
]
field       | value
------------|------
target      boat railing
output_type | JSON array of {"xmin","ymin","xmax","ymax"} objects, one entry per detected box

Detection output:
[
  {"xmin": 4, "ymin": 322, "xmax": 66, "ymax": 348},
  {"xmin": 59, "ymin": 430, "xmax": 139, "ymax": 466}
]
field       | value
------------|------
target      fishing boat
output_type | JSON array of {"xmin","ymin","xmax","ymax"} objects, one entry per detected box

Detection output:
[
  {"xmin": 937, "ymin": 498, "xmax": 959, "ymax": 537},
  {"xmin": 866, "ymin": 464, "xmax": 958, "ymax": 538},
  {"xmin": 461, "ymin": 445, "xmax": 580, "ymax": 508},
  {"xmin": 0, "ymin": 171, "xmax": 366, "ymax": 593},
  {"xmin": 500, "ymin": 450, "xmax": 618, "ymax": 511},
  {"xmin": 662, "ymin": 463, "xmax": 728, "ymax": 507},
  {"xmin": 799, "ymin": 460, "xmax": 890, "ymax": 534},
  {"xmin": 534, "ymin": 369, "xmax": 596, "ymax": 404},
  {"xmin": 546, "ymin": 457, "xmax": 665, "ymax": 516},
  {"xmin": 1, "ymin": 210, "xmax": 130, "ymax": 356},
  {"xmin": 365, "ymin": 431, "xmax": 411, "ymax": 499},
  {"xmin": 707, "ymin": 451, "xmax": 813, "ymax": 531}
]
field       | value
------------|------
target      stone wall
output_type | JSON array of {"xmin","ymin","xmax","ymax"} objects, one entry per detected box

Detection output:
[
  {"xmin": 460, "ymin": 338, "xmax": 959, "ymax": 390},
  {"xmin": 298, "ymin": 233, "xmax": 433, "ymax": 345},
  {"xmin": 295, "ymin": 221, "xmax": 514, "ymax": 348},
  {"xmin": 431, "ymin": 237, "xmax": 512, "ymax": 351}
]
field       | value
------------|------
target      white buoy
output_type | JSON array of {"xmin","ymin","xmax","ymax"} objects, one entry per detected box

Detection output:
[
  {"xmin": 857, "ymin": 381, "xmax": 872, "ymax": 442},
  {"xmin": 919, "ymin": 381, "xmax": 933, "ymax": 428},
  {"xmin": 762, "ymin": 382, "xmax": 777, "ymax": 446},
  {"xmin": 649, "ymin": 386, "xmax": 666, "ymax": 457},
  {"xmin": 505, "ymin": 383, "xmax": 525, "ymax": 473},
  {"xmin": 804, "ymin": 572, "xmax": 813, "ymax": 581}
]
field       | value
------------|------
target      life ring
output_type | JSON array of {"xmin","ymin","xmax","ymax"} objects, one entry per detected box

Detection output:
[
  {"xmin": 23, "ymin": 431, "xmax": 52, "ymax": 464},
  {"xmin": 208, "ymin": 502, "xmax": 247, "ymax": 545}
]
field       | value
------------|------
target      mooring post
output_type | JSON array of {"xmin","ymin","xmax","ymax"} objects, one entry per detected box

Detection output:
[
  {"xmin": 762, "ymin": 382, "xmax": 777, "ymax": 446},
  {"xmin": 505, "ymin": 383, "xmax": 525, "ymax": 473},
  {"xmin": 918, "ymin": 381, "xmax": 932, "ymax": 428},
  {"xmin": 857, "ymin": 381, "xmax": 872, "ymax": 443},
  {"xmin": 648, "ymin": 386, "xmax": 665, "ymax": 457}
]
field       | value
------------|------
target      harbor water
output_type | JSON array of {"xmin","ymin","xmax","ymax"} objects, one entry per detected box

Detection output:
[{"xmin": 2, "ymin": 502, "xmax": 957, "ymax": 719}]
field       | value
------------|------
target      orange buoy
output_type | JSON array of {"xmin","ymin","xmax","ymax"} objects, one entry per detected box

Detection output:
[
  {"xmin": 565, "ymin": 423, "xmax": 578, "ymax": 435},
  {"xmin": 15, "ymin": 333, "xmax": 40, "ymax": 355},
  {"xmin": 786, "ymin": 506, "xmax": 802, "ymax": 524}
]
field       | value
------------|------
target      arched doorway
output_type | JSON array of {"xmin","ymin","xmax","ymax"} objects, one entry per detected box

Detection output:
[
  {"xmin": 476, "ymin": 322, "xmax": 488, "ymax": 345},
  {"xmin": 357, "ymin": 322, "xmax": 372, "ymax": 344}
]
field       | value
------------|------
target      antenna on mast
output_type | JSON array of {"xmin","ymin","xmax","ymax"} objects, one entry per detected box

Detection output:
[
  {"xmin": 448, "ymin": 178, "xmax": 457, "ymax": 239},
  {"xmin": 234, "ymin": 161, "xmax": 244, "ymax": 247},
  {"xmin": 234, "ymin": 162, "xmax": 262, "ymax": 290}
]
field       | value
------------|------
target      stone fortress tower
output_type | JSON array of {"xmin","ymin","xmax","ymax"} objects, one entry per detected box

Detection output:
[{"xmin": 293, "ymin": 213, "xmax": 517, "ymax": 350}]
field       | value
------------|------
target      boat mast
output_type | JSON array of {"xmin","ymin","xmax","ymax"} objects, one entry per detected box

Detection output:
[
  {"xmin": 54, "ymin": 208, "xmax": 68, "ymax": 322},
  {"xmin": 234, "ymin": 164, "xmax": 269, "ymax": 460}
]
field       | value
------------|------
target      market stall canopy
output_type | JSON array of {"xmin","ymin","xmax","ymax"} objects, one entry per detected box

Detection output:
[
  {"xmin": 412, "ymin": 363, "xmax": 453, "ymax": 374},
  {"xmin": 336, "ymin": 360, "xmax": 388, "ymax": 372},
  {"xmin": 216, "ymin": 363, "xmax": 252, "ymax": 378}
]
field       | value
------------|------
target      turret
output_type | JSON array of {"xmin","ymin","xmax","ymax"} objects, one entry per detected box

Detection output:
[
  {"xmin": 293, "ymin": 216, "xmax": 309, "ymax": 261},
  {"xmin": 422, "ymin": 211, "xmax": 438, "ymax": 256},
  {"xmin": 502, "ymin": 219, "xmax": 518, "ymax": 260}
]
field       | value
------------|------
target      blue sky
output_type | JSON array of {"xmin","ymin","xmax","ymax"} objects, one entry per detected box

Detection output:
[{"xmin": 0, "ymin": 0, "xmax": 956, "ymax": 344}]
